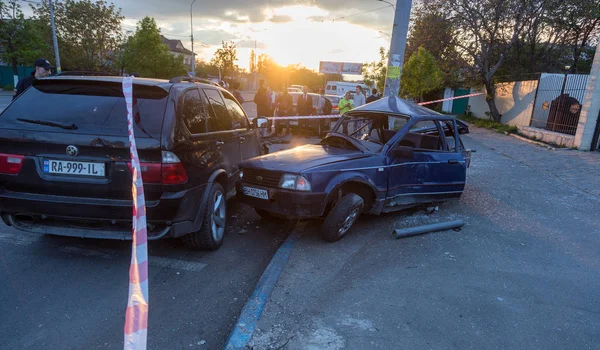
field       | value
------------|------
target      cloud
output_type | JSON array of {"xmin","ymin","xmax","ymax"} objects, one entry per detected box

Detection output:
[
  {"xmin": 195, "ymin": 29, "xmax": 239, "ymax": 46},
  {"xmin": 269, "ymin": 15, "xmax": 293, "ymax": 23},
  {"xmin": 328, "ymin": 49, "xmax": 344, "ymax": 54},
  {"xmin": 236, "ymin": 40, "xmax": 269, "ymax": 49}
]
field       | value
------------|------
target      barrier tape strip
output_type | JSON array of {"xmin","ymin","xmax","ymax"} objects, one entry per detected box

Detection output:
[
  {"xmin": 123, "ymin": 76, "xmax": 149, "ymax": 350},
  {"xmin": 268, "ymin": 93, "xmax": 483, "ymax": 120},
  {"xmin": 417, "ymin": 92, "xmax": 483, "ymax": 106}
]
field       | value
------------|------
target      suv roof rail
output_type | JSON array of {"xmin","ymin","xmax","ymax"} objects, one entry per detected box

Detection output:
[
  {"xmin": 55, "ymin": 71, "xmax": 117, "ymax": 77},
  {"xmin": 169, "ymin": 76, "xmax": 220, "ymax": 87}
]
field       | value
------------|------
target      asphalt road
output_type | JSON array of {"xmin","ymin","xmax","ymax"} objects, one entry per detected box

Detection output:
[
  {"xmin": 0, "ymin": 200, "xmax": 296, "ymax": 349},
  {"xmin": 249, "ymin": 130, "xmax": 600, "ymax": 349},
  {"xmin": 0, "ymin": 92, "xmax": 13, "ymax": 111}
]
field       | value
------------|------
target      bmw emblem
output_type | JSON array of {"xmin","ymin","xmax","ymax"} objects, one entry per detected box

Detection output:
[{"xmin": 66, "ymin": 145, "xmax": 79, "ymax": 157}]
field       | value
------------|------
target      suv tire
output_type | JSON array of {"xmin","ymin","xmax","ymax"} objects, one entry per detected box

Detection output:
[
  {"xmin": 183, "ymin": 183, "xmax": 227, "ymax": 250},
  {"xmin": 321, "ymin": 193, "xmax": 364, "ymax": 242}
]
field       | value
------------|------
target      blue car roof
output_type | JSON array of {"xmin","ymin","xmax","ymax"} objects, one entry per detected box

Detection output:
[{"xmin": 349, "ymin": 96, "xmax": 444, "ymax": 119}]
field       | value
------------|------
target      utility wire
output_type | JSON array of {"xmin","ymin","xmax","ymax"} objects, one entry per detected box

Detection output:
[{"xmin": 330, "ymin": 4, "xmax": 392, "ymax": 22}]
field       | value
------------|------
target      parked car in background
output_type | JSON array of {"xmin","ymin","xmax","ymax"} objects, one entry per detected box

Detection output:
[
  {"xmin": 287, "ymin": 87, "xmax": 303, "ymax": 93},
  {"xmin": 0, "ymin": 76, "xmax": 264, "ymax": 250},
  {"xmin": 325, "ymin": 81, "xmax": 371, "ymax": 97},
  {"xmin": 237, "ymin": 96, "xmax": 472, "ymax": 242}
]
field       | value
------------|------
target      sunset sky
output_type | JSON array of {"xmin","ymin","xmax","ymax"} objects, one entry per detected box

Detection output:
[{"xmin": 112, "ymin": 0, "xmax": 396, "ymax": 72}]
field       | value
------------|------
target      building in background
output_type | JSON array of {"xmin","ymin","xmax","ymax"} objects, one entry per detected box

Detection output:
[{"xmin": 161, "ymin": 35, "xmax": 195, "ymax": 70}]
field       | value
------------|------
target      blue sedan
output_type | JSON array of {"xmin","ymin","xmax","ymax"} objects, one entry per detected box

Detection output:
[{"xmin": 237, "ymin": 96, "xmax": 472, "ymax": 242}]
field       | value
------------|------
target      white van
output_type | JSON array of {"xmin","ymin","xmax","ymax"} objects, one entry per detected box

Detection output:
[{"xmin": 325, "ymin": 81, "xmax": 371, "ymax": 97}]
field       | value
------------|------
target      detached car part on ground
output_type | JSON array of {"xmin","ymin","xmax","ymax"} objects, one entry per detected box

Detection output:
[
  {"xmin": 237, "ymin": 96, "xmax": 472, "ymax": 242},
  {"xmin": 0, "ymin": 76, "xmax": 268, "ymax": 250}
]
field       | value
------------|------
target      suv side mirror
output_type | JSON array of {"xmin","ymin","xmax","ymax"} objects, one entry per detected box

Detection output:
[
  {"xmin": 390, "ymin": 146, "xmax": 414, "ymax": 159},
  {"xmin": 253, "ymin": 117, "xmax": 269, "ymax": 129}
]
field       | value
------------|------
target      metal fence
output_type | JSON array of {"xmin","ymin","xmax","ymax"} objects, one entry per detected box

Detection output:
[{"xmin": 530, "ymin": 73, "xmax": 589, "ymax": 135}]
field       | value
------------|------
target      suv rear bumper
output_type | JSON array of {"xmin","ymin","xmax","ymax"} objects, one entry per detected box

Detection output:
[
  {"xmin": 236, "ymin": 181, "xmax": 327, "ymax": 219},
  {"xmin": 0, "ymin": 184, "xmax": 207, "ymax": 240}
]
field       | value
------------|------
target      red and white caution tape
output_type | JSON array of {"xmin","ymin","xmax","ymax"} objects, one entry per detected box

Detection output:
[
  {"xmin": 123, "ymin": 76, "xmax": 149, "ymax": 350},
  {"xmin": 267, "ymin": 93, "xmax": 483, "ymax": 120},
  {"xmin": 417, "ymin": 92, "xmax": 483, "ymax": 106},
  {"xmin": 270, "ymin": 114, "xmax": 339, "ymax": 120}
]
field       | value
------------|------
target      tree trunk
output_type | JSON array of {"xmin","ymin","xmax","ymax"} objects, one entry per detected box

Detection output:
[
  {"xmin": 11, "ymin": 56, "xmax": 19, "ymax": 89},
  {"xmin": 484, "ymin": 80, "xmax": 502, "ymax": 123}
]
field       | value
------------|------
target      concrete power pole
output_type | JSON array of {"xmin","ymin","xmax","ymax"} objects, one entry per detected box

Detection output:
[
  {"xmin": 190, "ymin": 0, "xmax": 198, "ymax": 76},
  {"xmin": 383, "ymin": 0, "xmax": 413, "ymax": 98},
  {"xmin": 49, "ymin": 0, "xmax": 61, "ymax": 73}
]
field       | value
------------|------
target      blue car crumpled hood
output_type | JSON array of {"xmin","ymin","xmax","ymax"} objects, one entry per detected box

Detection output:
[{"xmin": 242, "ymin": 144, "xmax": 371, "ymax": 173}]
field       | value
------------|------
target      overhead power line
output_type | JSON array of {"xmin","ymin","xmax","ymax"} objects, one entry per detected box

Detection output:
[{"xmin": 330, "ymin": 4, "xmax": 392, "ymax": 22}]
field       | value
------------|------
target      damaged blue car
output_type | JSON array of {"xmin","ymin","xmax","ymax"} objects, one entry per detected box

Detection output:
[{"xmin": 236, "ymin": 96, "xmax": 472, "ymax": 242}]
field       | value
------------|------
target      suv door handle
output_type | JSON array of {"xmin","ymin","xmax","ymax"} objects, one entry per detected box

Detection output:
[
  {"xmin": 216, "ymin": 141, "xmax": 225, "ymax": 146},
  {"xmin": 239, "ymin": 136, "xmax": 246, "ymax": 142},
  {"xmin": 448, "ymin": 159, "xmax": 459, "ymax": 164}
]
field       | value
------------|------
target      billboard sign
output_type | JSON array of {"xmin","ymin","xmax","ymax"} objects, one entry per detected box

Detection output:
[{"xmin": 319, "ymin": 61, "xmax": 363, "ymax": 75}]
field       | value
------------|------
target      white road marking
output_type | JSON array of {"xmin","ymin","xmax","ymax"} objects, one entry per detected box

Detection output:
[
  {"xmin": 0, "ymin": 232, "xmax": 39, "ymax": 246},
  {"xmin": 60, "ymin": 245, "xmax": 208, "ymax": 272},
  {"xmin": 0, "ymin": 231, "xmax": 207, "ymax": 272}
]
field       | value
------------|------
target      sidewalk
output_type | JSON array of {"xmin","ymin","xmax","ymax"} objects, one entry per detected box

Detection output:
[{"xmin": 247, "ymin": 127, "xmax": 600, "ymax": 349}]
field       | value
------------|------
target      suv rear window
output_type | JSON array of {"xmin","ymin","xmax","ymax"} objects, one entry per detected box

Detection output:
[{"xmin": 0, "ymin": 80, "xmax": 169, "ymax": 139}]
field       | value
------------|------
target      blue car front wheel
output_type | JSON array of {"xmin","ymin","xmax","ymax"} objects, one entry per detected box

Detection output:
[{"xmin": 321, "ymin": 193, "xmax": 364, "ymax": 242}]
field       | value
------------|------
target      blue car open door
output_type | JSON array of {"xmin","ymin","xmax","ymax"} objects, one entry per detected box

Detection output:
[{"xmin": 384, "ymin": 118, "xmax": 467, "ymax": 209}]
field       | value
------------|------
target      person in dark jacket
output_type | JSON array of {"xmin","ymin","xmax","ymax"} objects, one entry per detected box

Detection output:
[
  {"xmin": 296, "ymin": 86, "xmax": 314, "ymax": 116},
  {"xmin": 13, "ymin": 58, "xmax": 54, "ymax": 99},
  {"xmin": 229, "ymin": 81, "xmax": 244, "ymax": 103},
  {"xmin": 254, "ymin": 79, "xmax": 269, "ymax": 117},
  {"xmin": 366, "ymin": 88, "xmax": 380, "ymax": 103}
]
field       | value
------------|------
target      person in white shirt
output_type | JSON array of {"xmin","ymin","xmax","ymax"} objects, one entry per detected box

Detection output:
[{"xmin": 353, "ymin": 85, "xmax": 366, "ymax": 107}]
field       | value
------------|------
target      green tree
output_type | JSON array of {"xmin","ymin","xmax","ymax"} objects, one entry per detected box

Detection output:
[
  {"xmin": 401, "ymin": 47, "xmax": 444, "ymax": 102},
  {"xmin": 210, "ymin": 41, "xmax": 238, "ymax": 78},
  {"xmin": 362, "ymin": 47, "xmax": 388, "ymax": 92},
  {"xmin": 122, "ymin": 17, "xmax": 186, "ymax": 78},
  {"xmin": 430, "ymin": 0, "xmax": 530, "ymax": 122},
  {"xmin": 32, "ymin": 0, "xmax": 124, "ymax": 71},
  {"xmin": 406, "ymin": 7, "xmax": 466, "ymax": 87},
  {"xmin": 195, "ymin": 59, "xmax": 219, "ymax": 77},
  {"xmin": 0, "ymin": 0, "xmax": 46, "ymax": 82}
]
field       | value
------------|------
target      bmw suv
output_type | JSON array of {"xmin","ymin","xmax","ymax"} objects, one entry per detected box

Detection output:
[{"xmin": 0, "ymin": 76, "xmax": 263, "ymax": 250}]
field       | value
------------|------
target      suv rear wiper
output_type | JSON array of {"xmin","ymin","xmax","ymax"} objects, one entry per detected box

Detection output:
[{"xmin": 17, "ymin": 118, "xmax": 78, "ymax": 130}]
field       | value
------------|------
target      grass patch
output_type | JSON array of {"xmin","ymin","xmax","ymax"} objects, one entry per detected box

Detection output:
[{"xmin": 458, "ymin": 114, "xmax": 519, "ymax": 134}]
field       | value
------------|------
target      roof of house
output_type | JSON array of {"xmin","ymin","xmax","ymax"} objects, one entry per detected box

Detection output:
[{"xmin": 160, "ymin": 35, "xmax": 195, "ymax": 56}]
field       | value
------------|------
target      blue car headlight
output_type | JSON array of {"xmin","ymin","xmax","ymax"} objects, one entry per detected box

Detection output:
[{"xmin": 279, "ymin": 174, "xmax": 312, "ymax": 191}]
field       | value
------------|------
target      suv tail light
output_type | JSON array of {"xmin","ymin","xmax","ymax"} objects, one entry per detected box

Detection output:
[
  {"xmin": 0, "ymin": 153, "xmax": 24, "ymax": 175},
  {"xmin": 127, "ymin": 151, "xmax": 188, "ymax": 185}
]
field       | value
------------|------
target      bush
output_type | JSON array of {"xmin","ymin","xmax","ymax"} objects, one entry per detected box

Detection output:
[{"xmin": 459, "ymin": 114, "xmax": 519, "ymax": 134}]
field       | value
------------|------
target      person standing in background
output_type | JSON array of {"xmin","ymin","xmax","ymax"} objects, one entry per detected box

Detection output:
[
  {"xmin": 353, "ymin": 85, "xmax": 366, "ymax": 108},
  {"xmin": 339, "ymin": 91, "xmax": 354, "ymax": 115},
  {"xmin": 254, "ymin": 80, "xmax": 269, "ymax": 117},
  {"xmin": 14, "ymin": 58, "xmax": 53, "ymax": 99},
  {"xmin": 229, "ymin": 81, "xmax": 244, "ymax": 103},
  {"xmin": 366, "ymin": 88, "xmax": 380, "ymax": 104}
]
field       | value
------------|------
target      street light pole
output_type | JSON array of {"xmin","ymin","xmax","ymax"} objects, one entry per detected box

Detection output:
[
  {"xmin": 49, "ymin": 0, "xmax": 61, "ymax": 73},
  {"xmin": 383, "ymin": 0, "xmax": 412, "ymax": 98},
  {"xmin": 190, "ymin": 0, "xmax": 198, "ymax": 76}
]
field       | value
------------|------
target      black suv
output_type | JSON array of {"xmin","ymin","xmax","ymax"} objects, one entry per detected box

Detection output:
[{"xmin": 0, "ymin": 76, "xmax": 263, "ymax": 250}]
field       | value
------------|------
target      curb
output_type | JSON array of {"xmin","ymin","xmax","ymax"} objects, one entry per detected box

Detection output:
[
  {"xmin": 505, "ymin": 132, "xmax": 556, "ymax": 150},
  {"xmin": 224, "ymin": 222, "xmax": 305, "ymax": 350}
]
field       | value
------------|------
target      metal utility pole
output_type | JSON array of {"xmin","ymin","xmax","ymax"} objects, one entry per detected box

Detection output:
[
  {"xmin": 49, "ymin": 0, "xmax": 61, "ymax": 73},
  {"xmin": 190, "ymin": 0, "xmax": 198, "ymax": 76},
  {"xmin": 383, "ymin": 0, "xmax": 412, "ymax": 98}
]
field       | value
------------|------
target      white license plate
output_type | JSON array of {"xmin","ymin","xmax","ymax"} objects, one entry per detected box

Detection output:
[
  {"xmin": 289, "ymin": 121, "xmax": 299, "ymax": 126},
  {"xmin": 43, "ymin": 159, "xmax": 105, "ymax": 177},
  {"xmin": 242, "ymin": 186, "xmax": 269, "ymax": 200}
]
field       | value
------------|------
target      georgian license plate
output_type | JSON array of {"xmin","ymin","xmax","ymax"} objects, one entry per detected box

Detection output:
[
  {"xmin": 242, "ymin": 186, "xmax": 269, "ymax": 200},
  {"xmin": 43, "ymin": 159, "xmax": 105, "ymax": 177}
]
